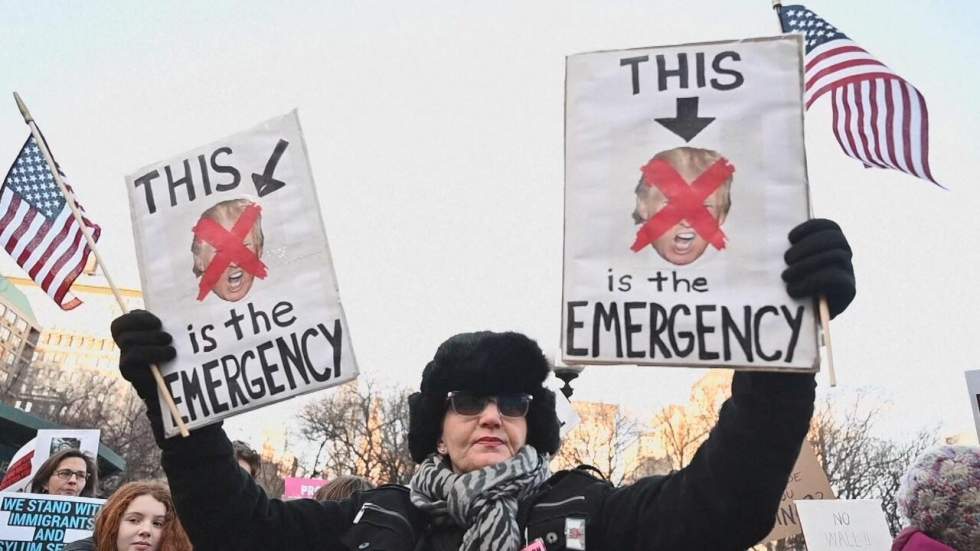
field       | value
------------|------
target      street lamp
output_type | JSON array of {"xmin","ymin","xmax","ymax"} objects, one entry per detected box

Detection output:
[{"xmin": 551, "ymin": 360, "xmax": 585, "ymax": 400}]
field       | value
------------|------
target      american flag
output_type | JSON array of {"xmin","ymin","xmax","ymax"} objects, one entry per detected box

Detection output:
[
  {"xmin": 0, "ymin": 135, "xmax": 101, "ymax": 310},
  {"xmin": 780, "ymin": 4, "xmax": 939, "ymax": 186}
]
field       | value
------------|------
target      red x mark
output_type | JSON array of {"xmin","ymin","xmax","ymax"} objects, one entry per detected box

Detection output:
[
  {"xmin": 630, "ymin": 157, "xmax": 734, "ymax": 253},
  {"xmin": 193, "ymin": 203, "xmax": 268, "ymax": 301}
]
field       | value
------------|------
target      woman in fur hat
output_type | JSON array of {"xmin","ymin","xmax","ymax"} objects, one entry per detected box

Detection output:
[{"xmin": 110, "ymin": 218, "xmax": 855, "ymax": 551}]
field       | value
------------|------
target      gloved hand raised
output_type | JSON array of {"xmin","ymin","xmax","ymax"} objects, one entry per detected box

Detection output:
[
  {"xmin": 782, "ymin": 218, "xmax": 855, "ymax": 319},
  {"xmin": 110, "ymin": 309, "xmax": 176, "ymax": 405}
]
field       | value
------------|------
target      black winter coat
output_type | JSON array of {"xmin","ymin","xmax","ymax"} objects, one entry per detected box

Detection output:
[{"xmin": 159, "ymin": 372, "xmax": 815, "ymax": 551}]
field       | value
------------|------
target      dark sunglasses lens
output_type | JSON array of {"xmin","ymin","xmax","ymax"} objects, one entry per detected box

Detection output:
[
  {"xmin": 451, "ymin": 393, "xmax": 486, "ymax": 415},
  {"xmin": 498, "ymin": 394, "xmax": 530, "ymax": 417}
]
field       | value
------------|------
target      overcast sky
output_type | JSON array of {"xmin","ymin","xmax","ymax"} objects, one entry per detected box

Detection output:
[{"xmin": 2, "ymin": 1, "xmax": 978, "ymax": 447}]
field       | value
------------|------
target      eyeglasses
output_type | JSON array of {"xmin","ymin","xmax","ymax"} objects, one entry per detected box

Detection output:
[
  {"xmin": 54, "ymin": 469, "xmax": 90, "ymax": 481},
  {"xmin": 446, "ymin": 391, "xmax": 533, "ymax": 418}
]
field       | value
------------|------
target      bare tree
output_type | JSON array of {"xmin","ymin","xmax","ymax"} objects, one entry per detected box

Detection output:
[
  {"xmin": 645, "ymin": 370, "xmax": 730, "ymax": 472},
  {"xmin": 808, "ymin": 396, "xmax": 937, "ymax": 536},
  {"xmin": 553, "ymin": 401, "xmax": 641, "ymax": 485},
  {"xmin": 298, "ymin": 381, "xmax": 414, "ymax": 485}
]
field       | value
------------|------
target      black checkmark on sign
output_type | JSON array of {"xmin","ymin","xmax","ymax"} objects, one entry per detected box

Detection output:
[{"xmin": 252, "ymin": 139, "xmax": 289, "ymax": 197}]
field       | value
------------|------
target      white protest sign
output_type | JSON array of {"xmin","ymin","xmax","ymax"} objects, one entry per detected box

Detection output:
[
  {"xmin": 562, "ymin": 35, "xmax": 818, "ymax": 370},
  {"xmin": 965, "ymin": 370, "xmax": 980, "ymax": 443},
  {"xmin": 0, "ymin": 430, "xmax": 100, "ymax": 494},
  {"xmin": 126, "ymin": 111, "xmax": 358, "ymax": 436},
  {"xmin": 795, "ymin": 499, "xmax": 892, "ymax": 550},
  {"xmin": 0, "ymin": 492, "xmax": 104, "ymax": 549},
  {"xmin": 760, "ymin": 443, "xmax": 835, "ymax": 544}
]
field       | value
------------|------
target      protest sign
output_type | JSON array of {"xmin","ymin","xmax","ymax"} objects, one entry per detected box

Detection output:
[
  {"xmin": 0, "ymin": 430, "xmax": 99, "ymax": 494},
  {"xmin": 0, "ymin": 492, "xmax": 104, "ymax": 550},
  {"xmin": 759, "ymin": 443, "xmax": 835, "ymax": 544},
  {"xmin": 795, "ymin": 499, "xmax": 892, "ymax": 550},
  {"xmin": 283, "ymin": 477, "xmax": 328, "ymax": 500},
  {"xmin": 126, "ymin": 111, "xmax": 358, "ymax": 436},
  {"xmin": 965, "ymin": 370, "xmax": 980, "ymax": 443},
  {"xmin": 562, "ymin": 35, "xmax": 818, "ymax": 370}
]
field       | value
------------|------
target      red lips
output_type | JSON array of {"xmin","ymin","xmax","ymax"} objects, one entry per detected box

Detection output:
[{"xmin": 475, "ymin": 437, "xmax": 504, "ymax": 445}]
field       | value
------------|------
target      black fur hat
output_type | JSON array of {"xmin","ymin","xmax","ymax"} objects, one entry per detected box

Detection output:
[{"xmin": 407, "ymin": 331, "xmax": 561, "ymax": 463}]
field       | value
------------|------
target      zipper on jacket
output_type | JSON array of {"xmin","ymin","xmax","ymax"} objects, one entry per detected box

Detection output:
[
  {"xmin": 532, "ymin": 495, "xmax": 586, "ymax": 510},
  {"xmin": 356, "ymin": 502, "xmax": 416, "ymax": 539}
]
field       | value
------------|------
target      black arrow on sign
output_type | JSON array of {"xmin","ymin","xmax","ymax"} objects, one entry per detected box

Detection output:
[
  {"xmin": 655, "ymin": 97, "xmax": 715, "ymax": 142},
  {"xmin": 252, "ymin": 139, "xmax": 289, "ymax": 197}
]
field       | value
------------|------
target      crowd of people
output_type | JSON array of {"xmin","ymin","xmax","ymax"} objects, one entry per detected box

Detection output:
[{"xmin": 1, "ymin": 219, "xmax": 976, "ymax": 550}]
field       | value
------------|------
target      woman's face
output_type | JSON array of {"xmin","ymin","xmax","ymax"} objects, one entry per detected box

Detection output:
[
  {"xmin": 116, "ymin": 494, "xmax": 167, "ymax": 551},
  {"xmin": 44, "ymin": 457, "xmax": 87, "ymax": 496},
  {"xmin": 439, "ymin": 399, "xmax": 528, "ymax": 473}
]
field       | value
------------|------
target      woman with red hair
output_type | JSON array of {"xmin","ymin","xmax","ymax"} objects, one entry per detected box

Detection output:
[{"xmin": 64, "ymin": 481, "xmax": 192, "ymax": 551}]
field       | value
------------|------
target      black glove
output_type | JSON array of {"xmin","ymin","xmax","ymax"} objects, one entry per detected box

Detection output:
[
  {"xmin": 782, "ymin": 218, "xmax": 855, "ymax": 319},
  {"xmin": 110, "ymin": 310, "xmax": 175, "ymax": 431}
]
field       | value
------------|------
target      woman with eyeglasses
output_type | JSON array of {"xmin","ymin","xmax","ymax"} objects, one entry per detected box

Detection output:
[
  {"xmin": 111, "ymin": 218, "xmax": 856, "ymax": 550},
  {"xmin": 30, "ymin": 448, "xmax": 98, "ymax": 497},
  {"xmin": 63, "ymin": 480, "xmax": 193, "ymax": 551}
]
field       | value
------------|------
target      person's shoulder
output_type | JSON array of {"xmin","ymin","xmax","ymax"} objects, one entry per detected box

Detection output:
[
  {"xmin": 64, "ymin": 536, "xmax": 95, "ymax": 551},
  {"xmin": 536, "ymin": 466, "xmax": 615, "ymax": 503}
]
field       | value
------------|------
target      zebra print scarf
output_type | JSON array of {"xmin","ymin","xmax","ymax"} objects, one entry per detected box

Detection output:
[{"xmin": 409, "ymin": 445, "xmax": 551, "ymax": 551}]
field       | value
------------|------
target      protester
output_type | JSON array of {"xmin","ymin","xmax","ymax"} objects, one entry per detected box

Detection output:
[
  {"xmin": 891, "ymin": 445, "xmax": 980, "ymax": 551},
  {"xmin": 30, "ymin": 448, "xmax": 99, "ymax": 497},
  {"xmin": 233, "ymin": 440, "xmax": 261, "ymax": 478},
  {"xmin": 64, "ymin": 480, "xmax": 193, "ymax": 551},
  {"xmin": 111, "ymin": 218, "xmax": 855, "ymax": 550},
  {"xmin": 314, "ymin": 476, "xmax": 375, "ymax": 502}
]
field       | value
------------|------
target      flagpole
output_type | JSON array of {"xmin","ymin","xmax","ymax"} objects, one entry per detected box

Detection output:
[
  {"xmin": 12, "ymin": 92, "xmax": 191, "ymax": 437},
  {"xmin": 769, "ymin": 3, "xmax": 838, "ymax": 387}
]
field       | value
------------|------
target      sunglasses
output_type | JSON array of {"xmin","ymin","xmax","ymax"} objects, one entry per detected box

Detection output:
[
  {"xmin": 54, "ymin": 469, "xmax": 90, "ymax": 481},
  {"xmin": 445, "ymin": 391, "xmax": 533, "ymax": 418}
]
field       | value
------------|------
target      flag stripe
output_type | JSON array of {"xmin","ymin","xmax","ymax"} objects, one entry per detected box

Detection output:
[
  {"xmin": 782, "ymin": 4, "xmax": 940, "ymax": 186},
  {"xmin": 0, "ymin": 135, "xmax": 100, "ymax": 309}
]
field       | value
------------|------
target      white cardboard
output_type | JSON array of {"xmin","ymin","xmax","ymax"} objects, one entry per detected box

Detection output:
[
  {"xmin": 562, "ymin": 35, "xmax": 817, "ymax": 371},
  {"xmin": 795, "ymin": 499, "xmax": 892, "ymax": 551},
  {"xmin": 126, "ymin": 111, "xmax": 358, "ymax": 436}
]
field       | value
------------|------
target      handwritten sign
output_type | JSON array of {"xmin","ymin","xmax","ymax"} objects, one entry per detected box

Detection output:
[
  {"xmin": 759, "ymin": 443, "xmax": 835, "ymax": 543},
  {"xmin": 126, "ymin": 111, "xmax": 359, "ymax": 436},
  {"xmin": 562, "ymin": 35, "xmax": 817, "ymax": 370},
  {"xmin": 795, "ymin": 499, "xmax": 892, "ymax": 550},
  {"xmin": 0, "ymin": 493, "xmax": 104, "ymax": 550}
]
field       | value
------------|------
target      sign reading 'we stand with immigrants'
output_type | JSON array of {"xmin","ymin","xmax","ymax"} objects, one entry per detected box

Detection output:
[
  {"xmin": 562, "ymin": 35, "xmax": 818, "ymax": 371},
  {"xmin": 126, "ymin": 111, "xmax": 358, "ymax": 436}
]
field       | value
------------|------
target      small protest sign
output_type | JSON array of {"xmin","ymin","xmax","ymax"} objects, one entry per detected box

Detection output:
[
  {"xmin": 283, "ymin": 477, "xmax": 328, "ymax": 500},
  {"xmin": 0, "ymin": 492, "xmax": 104, "ymax": 550},
  {"xmin": 795, "ymin": 499, "xmax": 892, "ymax": 551},
  {"xmin": 759, "ymin": 443, "xmax": 835, "ymax": 544},
  {"xmin": 0, "ymin": 430, "xmax": 100, "ymax": 494},
  {"xmin": 965, "ymin": 370, "xmax": 980, "ymax": 443},
  {"xmin": 126, "ymin": 111, "xmax": 358, "ymax": 436},
  {"xmin": 562, "ymin": 35, "xmax": 818, "ymax": 370}
]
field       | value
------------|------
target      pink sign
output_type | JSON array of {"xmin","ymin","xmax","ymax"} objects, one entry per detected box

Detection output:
[{"xmin": 283, "ymin": 477, "xmax": 328, "ymax": 499}]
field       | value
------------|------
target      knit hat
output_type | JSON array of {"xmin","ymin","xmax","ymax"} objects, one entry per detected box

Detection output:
[
  {"xmin": 897, "ymin": 445, "xmax": 980, "ymax": 550},
  {"xmin": 407, "ymin": 331, "xmax": 560, "ymax": 463}
]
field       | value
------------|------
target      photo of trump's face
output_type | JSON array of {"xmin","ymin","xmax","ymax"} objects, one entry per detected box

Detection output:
[
  {"xmin": 191, "ymin": 198, "xmax": 266, "ymax": 302},
  {"xmin": 631, "ymin": 147, "xmax": 734, "ymax": 266}
]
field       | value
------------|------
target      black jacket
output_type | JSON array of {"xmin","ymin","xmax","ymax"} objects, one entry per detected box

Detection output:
[{"xmin": 160, "ymin": 372, "xmax": 815, "ymax": 551}]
